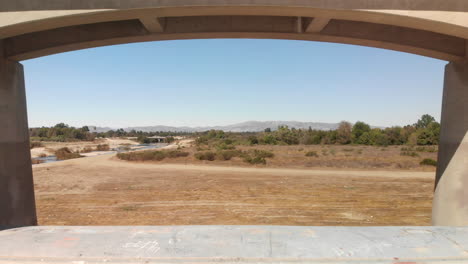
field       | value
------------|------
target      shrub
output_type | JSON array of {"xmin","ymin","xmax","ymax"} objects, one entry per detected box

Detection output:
[
  {"xmin": 215, "ymin": 142, "xmax": 236, "ymax": 151},
  {"xmin": 216, "ymin": 150, "xmax": 242, "ymax": 161},
  {"xmin": 55, "ymin": 147, "xmax": 83, "ymax": 160},
  {"xmin": 81, "ymin": 146, "xmax": 94, "ymax": 153},
  {"xmin": 400, "ymin": 151, "xmax": 419, "ymax": 157},
  {"xmin": 117, "ymin": 151, "xmax": 166, "ymax": 161},
  {"xmin": 30, "ymin": 141, "xmax": 44, "ymax": 149},
  {"xmin": 166, "ymin": 150, "xmax": 190, "ymax": 158},
  {"xmin": 38, "ymin": 153, "xmax": 48, "ymax": 158},
  {"xmin": 401, "ymin": 147, "xmax": 413, "ymax": 151},
  {"xmin": 248, "ymin": 136, "xmax": 259, "ymax": 145},
  {"xmin": 420, "ymin": 158, "xmax": 437, "ymax": 166},
  {"xmin": 96, "ymin": 144, "xmax": 110, "ymax": 151},
  {"xmin": 116, "ymin": 150, "xmax": 189, "ymax": 161},
  {"xmin": 244, "ymin": 156, "xmax": 266, "ymax": 165},
  {"xmin": 305, "ymin": 151, "xmax": 319, "ymax": 157},
  {"xmin": 415, "ymin": 146, "xmax": 438, "ymax": 153},
  {"xmin": 241, "ymin": 149, "xmax": 273, "ymax": 165},
  {"xmin": 194, "ymin": 151, "xmax": 216, "ymax": 161}
]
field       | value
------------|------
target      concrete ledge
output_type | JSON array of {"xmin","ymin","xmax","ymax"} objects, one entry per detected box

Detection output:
[{"xmin": 0, "ymin": 226, "xmax": 467, "ymax": 263}]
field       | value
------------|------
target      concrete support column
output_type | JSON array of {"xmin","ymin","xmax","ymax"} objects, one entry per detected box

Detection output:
[
  {"xmin": 0, "ymin": 51, "xmax": 37, "ymax": 228},
  {"xmin": 432, "ymin": 62, "xmax": 468, "ymax": 226}
]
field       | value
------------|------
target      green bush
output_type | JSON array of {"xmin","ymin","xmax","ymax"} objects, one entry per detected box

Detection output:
[
  {"xmin": 194, "ymin": 151, "xmax": 216, "ymax": 161},
  {"xmin": 305, "ymin": 151, "xmax": 319, "ymax": 157},
  {"xmin": 55, "ymin": 147, "xmax": 83, "ymax": 160},
  {"xmin": 215, "ymin": 142, "xmax": 236, "ymax": 151},
  {"xmin": 420, "ymin": 158, "xmax": 437, "ymax": 166}
]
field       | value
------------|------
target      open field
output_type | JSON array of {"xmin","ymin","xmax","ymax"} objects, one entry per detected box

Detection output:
[{"xmin": 33, "ymin": 149, "xmax": 435, "ymax": 226}]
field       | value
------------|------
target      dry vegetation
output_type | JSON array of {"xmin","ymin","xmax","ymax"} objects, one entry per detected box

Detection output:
[
  {"xmin": 117, "ymin": 144, "xmax": 438, "ymax": 171},
  {"xmin": 33, "ymin": 154, "xmax": 434, "ymax": 226}
]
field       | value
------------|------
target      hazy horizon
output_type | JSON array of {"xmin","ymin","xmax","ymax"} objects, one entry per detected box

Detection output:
[{"xmin": 29, "ymin": 119, "xmax": 422, "ymax": 130}]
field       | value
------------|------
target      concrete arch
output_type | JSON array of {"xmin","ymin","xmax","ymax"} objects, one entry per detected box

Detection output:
[{"xmin": 1, "ymin": 1, "xmax": 468, "ymax": 61}]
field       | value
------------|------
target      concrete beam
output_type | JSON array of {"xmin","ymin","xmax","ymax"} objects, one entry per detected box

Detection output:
[
  {"xmin": 0, "ymin": 46, "xmax": 37, "ymax": 229},
  {"xmin": 296, "ymin": 17, "xmax": 303, "ymax": 33},
  {"xmin": 3, "ymin": 16, "xmax": 466, "ymax": 62},
  {"xmin": 3, "ymin": 0, "xmax": 468, "ymax": 12},
  {"xmin": 304, "ymin": 17, "xmax": 331, "ymax": 33},
  {"xmin": 321, "ymin": 19, "xmax": 466, "ymax": 59},
  {"xmin": 433, "ymin": 62, "xmax": 468, "ymax": 226},
  {"xmin": 139, "ymin": 17, "xmax": 165, "ymax": 33}
]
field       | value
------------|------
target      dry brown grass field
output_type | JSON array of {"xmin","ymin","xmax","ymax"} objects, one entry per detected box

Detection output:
[
  {"xmin": 32, "ymin": 141, "xmax": 435, "ymax": 226},
  {"xmin": 157, "ymin": 144, "xmax": 438, "ymax": 171}
]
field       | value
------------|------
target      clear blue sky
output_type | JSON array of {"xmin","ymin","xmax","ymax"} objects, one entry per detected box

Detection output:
[{"xmin": 23, "ymin": 39, "xmax": 446, "ymax": 128}]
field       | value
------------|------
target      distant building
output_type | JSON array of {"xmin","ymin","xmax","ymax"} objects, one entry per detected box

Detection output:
[{"xmin": 147, "ymin": 136, "xmax": 166, "ymax": 143}]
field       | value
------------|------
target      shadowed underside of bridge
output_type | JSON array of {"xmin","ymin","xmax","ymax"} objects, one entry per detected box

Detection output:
[
  {"xmin": 2, "ymin": 1, "xmax": 468, "ymax": 61},
  {"xmin": 1, "ymin": 1, "xmax": 468, "ymax": 262}
]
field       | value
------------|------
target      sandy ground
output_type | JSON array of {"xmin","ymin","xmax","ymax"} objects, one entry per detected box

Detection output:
[
  {"xmin": 31, "ymin": 138, "xmax": 140, "ymax": 158},
  {"xmin": 33, "ymin": 152, "xmax": 434, "ymax": 226}
]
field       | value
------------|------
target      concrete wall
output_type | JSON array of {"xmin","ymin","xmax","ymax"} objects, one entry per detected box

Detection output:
[
  {"xmin": 0, "ymin": 48, "xmax": 37, "ymax": 228},
  {"xmin": 433, "ymin": 62, "xmax": 468, "ymax": 226}
]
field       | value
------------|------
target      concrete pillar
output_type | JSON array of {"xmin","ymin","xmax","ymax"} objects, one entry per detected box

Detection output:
[
  {"xmin": 0, "ymin": 51, "xmax": 37, "ymax": 228},
  {"xmin": 432, "ymin": 62, "xmax": 468, "ymax": 226}
]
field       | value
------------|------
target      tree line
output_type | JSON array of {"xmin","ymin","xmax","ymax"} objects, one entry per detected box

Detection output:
[
  {"xmin": 29, "ymin": 123, "xmax": 190, "ymax": 142},
  {"xmin": 196, "ymin": 114, "xmax": 440, "ymax": 147},
  {"xmin": 30, "ymin": 114, "xmax": 440, "ymax": 146}
]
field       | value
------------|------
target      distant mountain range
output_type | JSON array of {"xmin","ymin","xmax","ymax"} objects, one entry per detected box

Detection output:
[{"xmin": 90, "ymin": 121, "xmax": 343, "ymax": 133}]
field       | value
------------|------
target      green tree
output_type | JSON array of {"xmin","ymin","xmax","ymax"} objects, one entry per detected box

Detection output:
[
  {"xmin": 417, "ymin": 122, "xmax": 440, "ymax": 145},
  {"xmin": 414, "ymin": 114, "xmax": 436, "ymax": 129},
  {"xmin": 352, "ymin": 121, "xmax": 371, "ymax": 144},
  {"xmin": 54, "ymin": 123, "xmax": 69, "ymax": 129},
  {"xmin": 368, "ymin": 129, "xmax": 389, "ymax": 146},
  {"xmin": 385, "ymin": 126, "xmax": 405, "ymax": 145}
]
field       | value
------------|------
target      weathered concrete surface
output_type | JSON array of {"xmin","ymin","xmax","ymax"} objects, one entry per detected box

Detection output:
[
  {"xmin": 1, "ymin": 1, "xmax": 468, "ymax": 61},
  {"xmin": 0, "ymin": 52, "xmax": 37, "ymax": 228},
  {"xmin": 0, "ymin": 226, "xmax": 467, "ymax": 263},
  {"xmin": 433, "ymin": 62, "xmax": 468, "ymax": 226}
]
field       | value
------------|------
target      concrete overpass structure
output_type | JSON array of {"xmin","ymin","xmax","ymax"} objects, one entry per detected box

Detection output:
[{"xmin": 1, "ymin": 1, "xmax": 468, "ymax": 262}]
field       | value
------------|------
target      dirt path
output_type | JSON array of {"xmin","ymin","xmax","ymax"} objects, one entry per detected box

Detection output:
[{"xmin": 33, "ymin": 154, "xmax": 435, "ymax": 226}]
